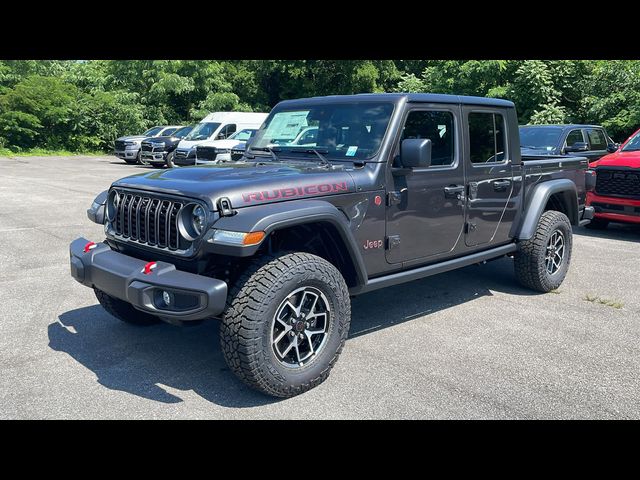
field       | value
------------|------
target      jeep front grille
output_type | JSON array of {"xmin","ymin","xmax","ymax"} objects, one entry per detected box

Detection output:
[
  {"xmin": 595, "ymin": 168, "xmax": 640, "ymax": 199},
  {"xmin": 111, "ymin": 190, "xmax": 186, "ymax": 250}
]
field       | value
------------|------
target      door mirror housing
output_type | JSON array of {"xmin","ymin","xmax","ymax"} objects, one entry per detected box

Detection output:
[
  {"xmin": 606, "ymin": 143, "xmax": 619, "ymax": 153},
  {"xmin": 216, "ymin": 133, "xmax": 227, "ymax": 140},
  {"xmin": 564, "ymin": 141, "xmax": 589, "ymax": 153},
  {"xmin": 401, "ymin": 138, "xmax": 432, "ymax": 168}
]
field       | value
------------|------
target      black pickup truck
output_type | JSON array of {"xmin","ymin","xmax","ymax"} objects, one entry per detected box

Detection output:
[
  {"xmin": 71, "ymin": 93, "xmax": 594, "ymax": 398},
  {"xmin": 140, "ymin": 125, "xmax": 194, "ymax": 168}
]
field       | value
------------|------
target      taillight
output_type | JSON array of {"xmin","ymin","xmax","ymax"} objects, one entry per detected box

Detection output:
[{"xmin": 585, "ymin": 170, "xmax": 596, "ymax": 192}]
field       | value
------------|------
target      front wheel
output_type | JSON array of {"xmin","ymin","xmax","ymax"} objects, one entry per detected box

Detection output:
[
  {"xmin": 220, "ymin": 252, "xmax": 351, "ymax": 398},
  {"xmin": 166, "ymin": 151, "xmax": 176, "ymax": 168},
  {"xmin": 514, "ymin": 210, "xmax": 573, "ymax": 292}
]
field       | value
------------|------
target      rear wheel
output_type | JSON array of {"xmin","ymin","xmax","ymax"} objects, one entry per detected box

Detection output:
[
  {"xmin": 585, "ymin": 217, "xmax": 609, "ymax": 230},
  {"xmin": 94, "ymin": 288, "xmax": 160, "ymax": 326},
  {"xmin": 514, "ymin": 210, "xmax": 573, "ymax": 292},
  {"xmin": 220, "ymin": 252, "xmax": 351, "ymax": 398}
]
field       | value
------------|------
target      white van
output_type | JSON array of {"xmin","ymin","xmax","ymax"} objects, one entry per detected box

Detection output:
[{"xmin": 172, "ymin": 112, "xmax": 268, "ymax": 166}]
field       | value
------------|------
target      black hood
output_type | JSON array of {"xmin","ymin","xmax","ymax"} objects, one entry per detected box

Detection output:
[{"xmin": 111, "ymin": 162, "xmax": 357, "ymax": 211}]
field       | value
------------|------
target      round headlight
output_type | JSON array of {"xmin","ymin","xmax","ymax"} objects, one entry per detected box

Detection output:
[
  {"xmin": 192, "ymin": 205, "xmax": 206, "ymax": 235},
  {"xmin": 106, "ymin": 190, "xmax": 120, "ymax": 222}
]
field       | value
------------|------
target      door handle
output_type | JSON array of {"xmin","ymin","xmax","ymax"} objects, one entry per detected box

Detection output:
[
  {"xmin": 493, "ymin": 180, "xmax": 511, "ymax": 191},
  {"xmin": 444, "ymin": 185, "xmax": 465, "ymax": 199}
]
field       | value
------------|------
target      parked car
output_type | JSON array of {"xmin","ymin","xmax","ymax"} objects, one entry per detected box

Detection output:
[
  {"xmin": 174, "ymin": 112, "xmax": 268, "ymax": 166},
  {"xmin": 194, "ymin": 128, "xmax": 258, "ymax": 165},
  {"xmin": 140, "ymin": 125, "xmax": 194, "ymax": 168},
  {"xmin": 74, "ymin": 93, "xmax": 593, "ymax": 398},
  {"xmin": 519, "ymin": 124, "xmax": 617, "ymax": 163},
  {"xmin": 585, "ymin": 127, "xmax": 640, "ymax": 229},
  {"xmin": 114, "ymin": 126, "xmax": 184, "ymax": 164}
]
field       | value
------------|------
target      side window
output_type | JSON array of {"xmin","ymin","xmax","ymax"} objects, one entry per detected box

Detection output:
[
  {"xmin": 162, "ymin": 127, "xmax": 178, "ymax": 136},
  {"xmin": 565, "ymin": 129, "xmax": 585, "ymax": 147},
  {"xmin": 587, "ymin": 129, "xmax": 607, "ymax": 150},
  {"xmin": 218, "ymin": 124, "xmax": 237, "ymax": 139},
  {"xmin": 468, "ymin": 112, "xmax": 506, "ymax": 164},
  {"xmin": 400, "ymin": 110, "xmax": 455, "ymax": 166}
]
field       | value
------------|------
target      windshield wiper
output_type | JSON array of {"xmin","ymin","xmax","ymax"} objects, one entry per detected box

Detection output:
[
  {"xmin": 307, "ymin": 148, "xmax": 331, "ymax": 167},
  {"xmin": 248, "ymin": 146, "xmax": 280, "ymax": 161}
]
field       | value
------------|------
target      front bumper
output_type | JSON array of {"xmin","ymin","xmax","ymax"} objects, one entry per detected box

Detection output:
[
  {"xmin": 140, "ymin": 151, "xmax": 167, "ymax": 164},
  {"xmin": 115, "ymin": 149, "xmax": 139, "ymax": 160},
  {"xmin": 69, "ymin": 237, "xmax": 228, "ymax": 321},
  {"xmin": 587, "ymin": 192, "xmax": 640, "ymax": 225}
]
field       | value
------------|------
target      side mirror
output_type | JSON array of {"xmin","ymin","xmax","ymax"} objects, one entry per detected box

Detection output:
[
  {"xmin": 606, "ymin": 143, "xmax": 618, "ymax": 153},
  {"xmin": 216, "ymin": 133, "xmax": 227, "ymax": 140},
  {"xmin": 401, "ymin": 138, "xmax": 432, "ymax": 168},
  {"xmin": 564, "ymin": 141, "xmax": 589, "ymax": 153}
]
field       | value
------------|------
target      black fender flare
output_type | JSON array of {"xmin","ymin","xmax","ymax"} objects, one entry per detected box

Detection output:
[
  {"xmin": 515, "ymin": 179, "xmax": 578, "ymax": 240},
  {"xmin": 206, "ymin": 199, "xmax": 368, "ymax": 287}
]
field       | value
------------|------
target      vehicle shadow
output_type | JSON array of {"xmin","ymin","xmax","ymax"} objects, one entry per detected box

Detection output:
[
  {"xmin": 574, "ymin": 223, "xmax": 640, "ymax": 242},
  {"xmin": 49, "ymin": 257, "xmax": 536, "ymax": 407}
]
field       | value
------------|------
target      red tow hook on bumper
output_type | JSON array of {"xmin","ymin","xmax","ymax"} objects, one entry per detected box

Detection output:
[
  {"xmin": 83, "ymin": 241, "xmax": 97, "ymax": 253},
  {"xmin": 143, "ymin": 261, "xmax": 157, "ymax": 275}
]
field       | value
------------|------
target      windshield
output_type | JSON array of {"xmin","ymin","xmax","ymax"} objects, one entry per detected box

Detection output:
[
  {"xmin": 143, "ymin": 126, "xmax": 163, "ymax": 136},
  {"xmin": 519, "ymin": 127, "xmax": 563, "ymax": 151},
  {"xmin": 184, "ymin": 122, "xmax": 221, "ymax": 141},
  {"xmin": 622, "ymin": 130, "xmax": 640, "ymax": 152},
  {"xmin": 250, "ymin": 102, "xmax": 395, "ymax": 160},
  {"xmin": 172, "ymin": 126, "xmax": 194, "ymax": 138},
  {"xmin": 229, "ymin": 129, "xmax": 256, "ymax": 141}
]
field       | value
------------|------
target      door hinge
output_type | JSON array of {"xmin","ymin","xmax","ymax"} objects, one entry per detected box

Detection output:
[
  {"xmin": 387, "ymin": 191, "xmax": 402, "ymax": 206},
  {"xmin": 386, "ymin": 235, "xmax": 401, "ymax": 250}
]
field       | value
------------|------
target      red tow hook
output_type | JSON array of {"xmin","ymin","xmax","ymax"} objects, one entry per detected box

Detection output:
[
  {"xmin": 143, "ymin": 261, "xmax": 157, "ymax": 275},
  {"xmin": 83, "ymin": 241, "xmax": 97, "ymax": 253}
]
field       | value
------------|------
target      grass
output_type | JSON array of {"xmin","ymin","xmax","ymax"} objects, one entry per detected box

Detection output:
[
  {"xmin": 0, "ymin": 148, "xmax": 106, "ymax": 157},
  {"xmin": 584, "ymin": 294, "xmax": 624, "ymax": 309}
]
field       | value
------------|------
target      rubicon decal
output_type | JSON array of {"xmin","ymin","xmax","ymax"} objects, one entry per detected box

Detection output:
[{"xmin": 242, "ymin": 182, "xmax": 349, "ymax": 203}]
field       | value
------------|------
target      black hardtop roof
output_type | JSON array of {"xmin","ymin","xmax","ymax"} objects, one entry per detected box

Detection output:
[
  {"xmin": 520, "ymin": 124, "xmax": 604, "ymax": 129},
  {"xmin": 276, "ymin": 92, "xmax": 514, "ymax": 108}
]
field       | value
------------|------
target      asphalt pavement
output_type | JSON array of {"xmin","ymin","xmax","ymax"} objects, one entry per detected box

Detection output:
[{"xmin": 1, "ymin": 155, "xmax": 639, "ymax": 419}]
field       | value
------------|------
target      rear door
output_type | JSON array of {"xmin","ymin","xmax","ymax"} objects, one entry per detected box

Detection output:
[
  {"xmin": 462, "ymin": 108, "xmax": 516, "ymax": 247},
  {"xmin": 385, "ymin": 104, "xmax": 465, "ymax": 264},
  {"xmin": 584, "ymin": 127, "xmax": 608, "ymax": 162}
]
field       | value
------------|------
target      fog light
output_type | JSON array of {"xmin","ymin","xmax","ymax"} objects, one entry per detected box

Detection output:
[{"xmin": 162, "ymin": 290, "xmax": 174, "ymax": 307}]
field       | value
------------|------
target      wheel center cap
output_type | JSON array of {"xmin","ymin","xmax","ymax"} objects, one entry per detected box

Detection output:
[{"xmin": 294, "ymin": 320, "xmax": 306, "ymax": 333}]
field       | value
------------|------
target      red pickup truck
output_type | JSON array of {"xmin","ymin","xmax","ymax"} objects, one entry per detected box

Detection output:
[{"xmin": 586, "ymin": 127, "xmax": 640, "ymax": 229}]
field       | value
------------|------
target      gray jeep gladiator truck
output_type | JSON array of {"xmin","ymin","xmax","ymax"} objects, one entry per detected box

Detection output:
[{"xmin": 71, "ymin": 93, "xmax": 595, "ymax": 398}]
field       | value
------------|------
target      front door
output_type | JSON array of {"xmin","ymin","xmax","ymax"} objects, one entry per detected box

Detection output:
[
  {"xmin": 463, "ymin": 108, "xmax": 516, "ymax": 247},
  {"xmin": 385, "ymin": 105, "xmax": 465, "ymax": 264}
]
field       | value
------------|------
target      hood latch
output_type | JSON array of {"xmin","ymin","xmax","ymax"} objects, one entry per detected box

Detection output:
[{"xmin": 217, "ymin": 197, "xmax": 237, "ymax": 217}]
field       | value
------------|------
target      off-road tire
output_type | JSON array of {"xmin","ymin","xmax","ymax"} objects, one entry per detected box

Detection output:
[
  {"xmin": 514, "ymin": 210, "xmax": 573, "ymax": 292},
  {"xmin": 585, "ymin": 217, "xmax": 609, "ymax": 230},
  {"xmin": 166, "ymin": 151, "xmax": 176, "ymax": 168},
  {"xmin": 220, "ymin": 252, "xmax": 351, "ymax": 398},
  {"xmin": 94, "ymin": 288, "xmax": 160, "ymax": 326}
]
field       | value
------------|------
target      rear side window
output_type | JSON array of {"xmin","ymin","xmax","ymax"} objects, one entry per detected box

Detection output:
[
  {"xmin": 565, "ymin": 129, "xmax": 584, "ymax": 147},
  {"xmin": 400, "ymin": 110, "xmax": 455, "ymax": 166},
  {"xmin": 587, "ymin": 129, "xmax": 607, "ymax": 150},
  {"xmin": 218, "ymin": 124, "xmax": 237, "ymax": 139},
  {"xmin": 468, "ymin": 112, "xmax": 506, "ymax": 164}
]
